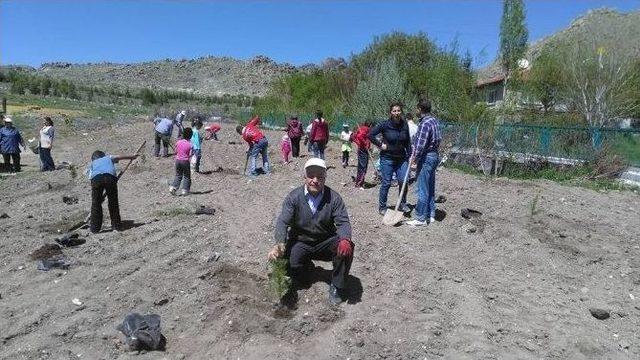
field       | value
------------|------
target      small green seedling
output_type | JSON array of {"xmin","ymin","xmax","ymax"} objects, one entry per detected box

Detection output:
[{"xmin": 268, "ymin": 258, "xmax": 292, "ymax": 301}]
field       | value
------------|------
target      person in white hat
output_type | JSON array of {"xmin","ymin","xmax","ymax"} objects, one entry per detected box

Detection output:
[
  {"xmin": 268, "ymin": 158, "xmax": 355, "ymax": 306},
  {"xmin": 175, "ymin": 110, "xmax": 187, "ymax": 139},
  {"xmin": 0, "ymin": 117, "xmax": 25, "ymax": 172}
]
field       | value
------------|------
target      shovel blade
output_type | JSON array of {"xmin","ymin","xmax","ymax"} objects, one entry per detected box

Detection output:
[{"xmin": 382, "ymin": 210, "xmax": 404, "ymax": 226}]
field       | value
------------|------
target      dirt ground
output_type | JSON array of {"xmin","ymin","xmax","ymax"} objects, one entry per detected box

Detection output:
[{"xmin": 1, "ymin": 120, "xmax": 639, "ymax": 360}]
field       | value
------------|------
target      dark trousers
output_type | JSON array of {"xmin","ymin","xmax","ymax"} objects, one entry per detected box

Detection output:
[
  {"xmin": 290, "ymin": 137, "xmax": 301, "ymax": 157},
  {"xmin": 287, "ymin": 236, "xmax": 353, "ymax": 289},
  {"xmin": 193, "ymin": 149, "xmax": 202, "ymax": 173},
  {"xmin": 172, "ymin": 160, "xmax": 191, "ymax": 191},
  {"xmin": 355, "ymin": 148, "xmax": 369, "ymax": 187},
  {"xmin": 342, "ymin": 150, "xmax": 350, "ymax": 166},
  {"xmin": 154, "ymin": 131, "xmax": 171, "ymax": 157},
  {"xmin": 39, "ymin": 147, "xmax": 55, "ymax": 171},
  {"xmin": 90, "ymin": 174, "xmax": 121, "ymax": 233},
  {"xmin": 2, "ymin": 153, "xmax": 20, "ymax": 172}
]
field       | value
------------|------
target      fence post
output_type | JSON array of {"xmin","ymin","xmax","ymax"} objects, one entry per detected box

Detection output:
[
  {"xmin": 1, "ymin": 97, "xmax": 6, "ymax": 115},
  {"xmin": 540, "ymin": 128, "xmax": 551, "ymax": 156},
  {"xmin": 591, "ymin": 128, "xmax": 602, "ymax": 151}
]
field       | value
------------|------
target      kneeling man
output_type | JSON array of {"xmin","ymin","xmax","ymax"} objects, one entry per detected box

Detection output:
[{"xmin": 268, "ymin": 158, "xmax": 354, "ymax": 305}]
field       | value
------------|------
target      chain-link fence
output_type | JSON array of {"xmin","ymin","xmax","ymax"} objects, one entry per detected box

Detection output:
[{"xmin": 238, "ymin": 111, "xmax": 640, "ymax": 166}]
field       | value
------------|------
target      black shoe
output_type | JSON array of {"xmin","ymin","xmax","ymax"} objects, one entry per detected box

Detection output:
[
  {"xmin": 378, "ymin": 208, "xmax": 387, "ymax": 216},
  {"xmin": 328, "ymin": 284, "xmax": 345, "ymax": 305},
  {"xmin": 280, "ymin": 288, "xmax": 298, "ymax": 309}
]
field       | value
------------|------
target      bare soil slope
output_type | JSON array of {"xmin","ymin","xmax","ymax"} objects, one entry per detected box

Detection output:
[{"xmin": 1, "ymin": 121, "xmax": 639, "ymax": 359}]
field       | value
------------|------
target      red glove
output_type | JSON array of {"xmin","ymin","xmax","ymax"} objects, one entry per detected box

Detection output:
[{"xmin": 336, "ymin": 238, "xmax": 354, "ymax": 258}]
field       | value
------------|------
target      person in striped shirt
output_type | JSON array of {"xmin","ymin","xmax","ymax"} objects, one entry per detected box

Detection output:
[{"xmin": 406, "ymin": 99, "xmax": 441, "ymax": 226}]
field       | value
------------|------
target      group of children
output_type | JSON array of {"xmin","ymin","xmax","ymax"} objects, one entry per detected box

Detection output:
[{"xmin": 277, "ymin": 119, "xmax": 375, "ymax": 189}]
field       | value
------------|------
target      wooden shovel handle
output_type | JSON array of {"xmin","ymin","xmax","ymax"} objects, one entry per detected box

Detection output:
[{"xmin": 393, "ymin": 161, "xmax": 411, "ymax": 211}]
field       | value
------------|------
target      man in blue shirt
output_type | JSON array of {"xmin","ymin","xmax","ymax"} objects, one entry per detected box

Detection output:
[
  {"xmin": 87, "ymin": 150, "xmax": 139, "ymax": 233},
  {"xmin": 0, "ymin": 118, "xmax": 25, "ymax": 172},
  {"xmin": 407, "ymin": 99, "xmax": 441, "ymax": 226},
  {"xmin": 153, "ymin": 117, "xmax": 175, "ymax": 157}
]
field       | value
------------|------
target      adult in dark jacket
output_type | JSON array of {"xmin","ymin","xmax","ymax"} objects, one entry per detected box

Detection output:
[
  {"xmin": 0, "ymin": 118, "xmax": 25, "ymax": 172},
  {"xmin": 309, "ymin": 110, "xmax": 329, "ymax": 160},
  {"xmin": 269, "ymin": 158, "xmax": 354, "ymax": 305},
  {"xmin": 368, "ymin": 102, "xmax": 411, "ymax": 215},
  {"xmin": 286, "ymin": 116, "xmax": 304, "ymax": 157}
]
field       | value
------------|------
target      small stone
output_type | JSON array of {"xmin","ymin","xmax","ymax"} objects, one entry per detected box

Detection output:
[
  {"xmin": 453, "ymin": 277, "xmax": 463, "ymax": 283},
  {"xmin": 580, "ymin": 287, "xmax": 589, "ymax": 294},
  {"xmin": 72, "ymin": 298, "xmax": 83, "ymax": 306},
  {"xmin": 0, "ymin": 213, "xmax": 9, "ymax": 219},
  {"xmin": 154, "ymin": 298, "xmax": 169, "ymax": 306},
  {"xmin": 589, "ymin": 307, "xmax": 610, "ymax": 320},
  {"xmin": 486, "ymin": 293, "xmax": 498, "ymax": 300},
  {"xmin": 619, "ymin": 340, "xmax": 631, "ymax": 350},
  {"xmin": 355, "ymin": 339, "xmax": 365, "ymax": 347}
]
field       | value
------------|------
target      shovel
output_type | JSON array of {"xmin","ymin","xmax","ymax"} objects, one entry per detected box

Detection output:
[{"xmin": 382, "ymin": 163, "xmax": 411, "ymax": 226}]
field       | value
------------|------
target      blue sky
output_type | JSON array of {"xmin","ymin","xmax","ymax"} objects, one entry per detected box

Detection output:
[{"xmin": 1, "ymin": 0, "xmax": 638, "ymax": 68}]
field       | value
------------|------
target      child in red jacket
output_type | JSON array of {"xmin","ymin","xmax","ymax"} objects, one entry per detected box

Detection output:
[
  {"xmin": 351, "ymin": 121, "xmax": 372, "ymax": 188},
  {"xmin": 236, "ymin": 116, "xmax": 270, "ymax": 177},
  {"xmin": 309, "ymin": 110, "xmax": 329, "ymax": 160}
]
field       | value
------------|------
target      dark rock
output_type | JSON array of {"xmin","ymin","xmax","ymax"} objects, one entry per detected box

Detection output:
[
  {"xmin": 589, "ymin": 308, "xmax": 610, "ymax": 320},
  {"xmin": 154, "ymin": 298, "xmax": 170, "ymax": 306},
  {"xmin": 0, "ymin": 213, "xmax": 9, "ymax": 219},
  {"xmin": 461, "ymin": 208, "xmax": 482, "ymax": 219},
  {"xmin": 62, "ymin": 196, "xmax": 78, "ymax": 205}
]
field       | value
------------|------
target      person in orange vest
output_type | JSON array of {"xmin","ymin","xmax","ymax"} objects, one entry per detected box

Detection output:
[{"xmin": 236, "ymin": 116, "xmax": 270, "ymax": 177}]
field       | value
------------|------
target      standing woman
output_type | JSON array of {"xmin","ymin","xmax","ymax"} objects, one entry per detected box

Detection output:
[
  {"xmin": 368, "ymin": 102, "xmax": 411, "ymax": 215},
  {"xmin": 0, "ymin": 117, "xmax": 25, "ymax": 172},
  {"xmin": 309, "ymin": 110, "xmax": 329, "ymax": 160},
  {"xmin": 286, "ymin": 115, "xmax": 303, "ymax": 158},
  {"xmin": 39, "ymin": 117, "xmax": 56, "ymax": 171}
]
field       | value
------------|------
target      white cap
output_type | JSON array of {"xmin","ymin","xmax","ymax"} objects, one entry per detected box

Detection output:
[
  {"xmin": 4, "ymin": 117, "xmax": 12, "ymax": 123},
  {"xmin": 304, "ymin": 158, "xmax": 326, "ymax": 170},
  {"xmin": 180, "ymin": 110, "xmax": 187, "ymax": 115}
]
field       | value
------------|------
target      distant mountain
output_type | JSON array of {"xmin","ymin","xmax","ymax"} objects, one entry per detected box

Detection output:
[
  {"xmin": 477, "ymin": 8, "xmax": 640, "ymax": 84},
  {"xmin": 5, "ymin": 55, "xmax": 313, "ymax": 97}
]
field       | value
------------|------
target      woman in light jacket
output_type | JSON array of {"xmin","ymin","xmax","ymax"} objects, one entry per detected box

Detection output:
[{"xmin": 39, "ymin": 117, "xmax": 55, "ymax": 171}]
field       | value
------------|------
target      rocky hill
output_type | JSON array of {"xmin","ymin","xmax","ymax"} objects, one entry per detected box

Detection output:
[
  {"xmin": 477, "ymin": 8, "xmax": 640, "ymax": 83},
  {"xmin": 10, "ymin": 55, "xmax": 309, "ymax": 97}
]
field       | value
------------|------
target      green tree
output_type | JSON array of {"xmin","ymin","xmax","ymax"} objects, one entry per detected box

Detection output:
[
  {"xmin": 499, "ymin": 0, "xmax": 528, "ymax": 88},
  {"xmin": 140, "ymin": 88, "xmax": 157, "ymax": 106},
  {"xmin": 40, "ymin": 78, "xmax": 52, "ymax": 96},
  {"xmin": 350, "ymin": 57, "xmax": 415, "ymax": 121},
  {"xmin": 522, "ymin": 46, "xmax": 564, "ymax": 113}
]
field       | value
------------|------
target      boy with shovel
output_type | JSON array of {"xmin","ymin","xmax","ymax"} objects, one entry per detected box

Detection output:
[{"xmin": 86, "ymin": 150, "xmax": 140, "ymax": 233}]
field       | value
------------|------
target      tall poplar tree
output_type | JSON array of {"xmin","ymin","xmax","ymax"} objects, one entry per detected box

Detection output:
[{"xmin": 499, "ymin": 0, "xmax": 528, "ymax": 90}]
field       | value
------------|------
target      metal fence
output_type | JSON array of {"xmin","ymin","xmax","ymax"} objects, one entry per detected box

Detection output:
[{"xmin": 239, "ymin": 111, "xmax": 640, "ymax": 166}]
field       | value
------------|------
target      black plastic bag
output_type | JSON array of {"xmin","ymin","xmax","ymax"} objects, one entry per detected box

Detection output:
[{"xmin": 116, "ymin": 313, "xmax": 166, "ymax": 351}]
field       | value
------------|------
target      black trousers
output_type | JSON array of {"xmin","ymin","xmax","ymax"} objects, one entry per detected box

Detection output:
[
  {"xmin": 287, "ymin": 235, "xmax": 353, "ymax": 289},
  {"xmin": 290, "ymin": 137, "xmax": 301, "ymax": 157},
  {"xmin": 342, "ymin": 150, "xmax": 350, "ymax": 166},
  {"xmin": 2, "ymin": 153, "xmax": 20, "ymax": 172},
  {"xmin": 90, "ymin": 174, "xmax": 121, "ymax": 233},
  {"xmin": 171, "ymin": 160, "xmax": 191, "ymax": 191},
  {"xmin": 39, "ymin": 147, "xmax": 55, "ymax": 171},
  {"xmin": 154, "ymin": 131, "xmax": 171, "ymax": 157},
  {"xmin": 355, "ymin": 148, "xmax": 369, "ymax": 186}
]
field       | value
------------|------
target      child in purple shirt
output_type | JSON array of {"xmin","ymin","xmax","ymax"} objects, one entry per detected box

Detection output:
[{"xmin": 170, "ymin": 127, "xmax": 193, "ymax": 196}]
